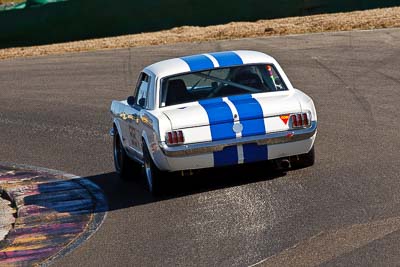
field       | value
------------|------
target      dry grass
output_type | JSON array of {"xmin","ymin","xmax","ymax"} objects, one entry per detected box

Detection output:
[
  {"xmin": 1, "ymin": 6, "xmax": 400, "ymax": 60},
  {"xmin": 0, "ymin": 0, "xmax": 24, "ymax": 4}
]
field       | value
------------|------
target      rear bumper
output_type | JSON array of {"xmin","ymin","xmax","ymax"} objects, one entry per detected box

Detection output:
[
  {"xmin": 160, "ymin": 121, "xmax": 317, "ymax": 157},
  {"xmin": 155, "ymin": 134, "xmax": 315, "ymax": 172}
]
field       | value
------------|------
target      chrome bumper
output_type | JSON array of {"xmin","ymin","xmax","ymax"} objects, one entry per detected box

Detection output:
[{"xmin": 160, "ymin": 121, "xmax": 317, "ymax": 157}]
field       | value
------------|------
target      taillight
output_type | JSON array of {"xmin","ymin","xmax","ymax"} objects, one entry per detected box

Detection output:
[
  {"xmin": 302, "ymin": 113, "xmax": 309, "ymax": 126},
  {"xmin": 292, "ymin": 114, "xmax": 298, "ymax": 127},
  {"xmin": 166, "ymin": 130, "xmax": 185, "ymax": 145},
  {"xmin": 290, "ymin": 113, "xmax": 310, "ymax": 128}
]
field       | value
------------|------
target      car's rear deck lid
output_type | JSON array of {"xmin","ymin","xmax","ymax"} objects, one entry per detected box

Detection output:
[{"xmin": 163, "ymin": 93, "xmax": 301, "ymax": 128}]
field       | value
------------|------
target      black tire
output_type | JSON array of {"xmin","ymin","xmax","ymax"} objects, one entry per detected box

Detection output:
[
  {"xmin": 291, "ymin": 146, "xmax": 315, "ymax": 170},
  {"xmin": 142, "ymin": 142, "xmax": 165, "ymax": 195},
  {"xmin": 113, "ymin": 129, "xmax": 141, "ymax": 180}
]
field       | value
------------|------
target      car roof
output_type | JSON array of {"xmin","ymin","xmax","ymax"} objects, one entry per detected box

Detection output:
[{"xmin": 144, "ymin": 50, "xmax": 277, "ymax": 78}]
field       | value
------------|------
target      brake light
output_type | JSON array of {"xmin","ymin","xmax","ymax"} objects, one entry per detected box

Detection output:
[
  {"xmin": 166, "ymin": 130, "xmax": 185, "ymax": 145},
  {"xmin": 292, "ymin": 114, "xmax": 298, "ymax": 127},
  {"xmin": 302, "ymin": 113, "xmax": 309, "ymax": 126},
  {"xmin": 290, "ymin": 113, "xmax": 310, "ymax": 128}
]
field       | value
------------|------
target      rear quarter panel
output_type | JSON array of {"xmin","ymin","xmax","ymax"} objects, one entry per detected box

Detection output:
[
  {"xmin": 293, "ymin": 89, "xmax": 317, "ymax": 121},
  {"xmin": 142, "ymin": 110, "xmax": 173, "ymax": 170}
]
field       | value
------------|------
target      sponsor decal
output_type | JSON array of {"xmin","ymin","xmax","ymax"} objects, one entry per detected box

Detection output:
[
  {"xmin": 141, "ymin": 114, "xmax": 153, "ymax": 128},
  {"xmin": 280, "ymin": 114, "xmax": 290, "ymax": 125}
]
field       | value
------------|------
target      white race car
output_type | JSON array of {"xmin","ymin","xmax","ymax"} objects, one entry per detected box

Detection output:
[{"xmin": 110, "ymin": 50, "xmax": 317, "ymax": 193}]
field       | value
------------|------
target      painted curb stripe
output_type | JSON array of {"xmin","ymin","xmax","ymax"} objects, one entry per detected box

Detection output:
[
  {"xmin": 181, "ymin": 54, "xmax": 214, "ymax": 72},
  {"xmin": 0, "ymin": 163, "xmax": 108, "ymax": 267},
  {"xmin": 209, "ymin": 51, "xmax": 243, "ymax": 67}
]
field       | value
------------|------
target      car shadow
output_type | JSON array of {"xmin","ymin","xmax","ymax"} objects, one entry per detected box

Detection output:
[
  {"xmin": 22, "ymin": 162, "xmax": 286, "ymax": 215},
  {"xmin": 86, "ymin": 161, "xmax": 286, "ymax": 212}
]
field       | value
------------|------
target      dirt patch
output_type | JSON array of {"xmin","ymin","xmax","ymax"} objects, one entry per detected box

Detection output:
[
  {"xmin": 1, "ymin": 6, "xmax": 400, "ymax": 60},
  {"xmin": 0, "ymin": 0, "xmax": 23, "ymax": 3}
]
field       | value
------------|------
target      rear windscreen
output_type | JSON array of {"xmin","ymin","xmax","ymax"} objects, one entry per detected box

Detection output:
[{"xmin": 160, "ymin": 64, "xmax": 288, "ymax": 107}]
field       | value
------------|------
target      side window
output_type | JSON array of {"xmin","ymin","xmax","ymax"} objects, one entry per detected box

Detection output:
[{"xmin": 134, "ymin": 73, "xmax": 150, "ymax": 108}]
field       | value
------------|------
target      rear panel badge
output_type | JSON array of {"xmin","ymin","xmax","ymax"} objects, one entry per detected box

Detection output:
[
  {"xmin": 280, "ymin": 114, "xmax": 290, "ymax": 125},
  {"xmin": 233, "ymin": 123, "xmax": 243, "ymax": 133}
]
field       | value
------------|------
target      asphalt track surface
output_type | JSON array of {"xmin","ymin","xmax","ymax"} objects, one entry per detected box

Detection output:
[{"xmin": 1, "ymin": 28, "xmax": 400, "ymax": 266}]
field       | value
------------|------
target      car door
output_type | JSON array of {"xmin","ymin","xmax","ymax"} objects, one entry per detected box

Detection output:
[{"xmin": 123, "ymin": 72, "xmax": 150, "ymax": 160}]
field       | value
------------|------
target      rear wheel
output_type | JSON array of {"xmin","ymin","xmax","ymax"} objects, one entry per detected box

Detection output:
[
  {"xmin": 113, "ymin": 128, "xmax": 141, "ymax": 180},
  {"xmin": 291, "ymin": 146, "xmax": 315, "ymax": 170},
  {"xmin": 142, "ymin": 142, "xmax": 165, "ymax": 195}
]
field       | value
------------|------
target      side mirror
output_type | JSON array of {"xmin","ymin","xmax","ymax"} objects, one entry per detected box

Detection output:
[
  {"xmin": 138, "ymin": 98, "xmax": 146, "ymax": 107},
  {"xmin": 127, "ymin": 96, "xmax": 135, "ymax": 106}
]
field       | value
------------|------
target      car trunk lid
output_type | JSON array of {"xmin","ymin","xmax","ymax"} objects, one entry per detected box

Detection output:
[{"xmin": 163, "ymin": 93, "xmax": 301, "ymax": 143}]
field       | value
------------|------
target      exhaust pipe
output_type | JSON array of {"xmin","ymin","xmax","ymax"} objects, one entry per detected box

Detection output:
[
  {"xmin": 180, "ymin": 169, "xmax": 195, "ymax": 177},
  {"xmin": 275, "ymin": 158, "xmax": 291, "ymax": 170}
]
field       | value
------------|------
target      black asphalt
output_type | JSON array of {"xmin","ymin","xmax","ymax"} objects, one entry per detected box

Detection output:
[{"xmin": 1, "ymin": 28, "xmax": 400, "ymax": 266}]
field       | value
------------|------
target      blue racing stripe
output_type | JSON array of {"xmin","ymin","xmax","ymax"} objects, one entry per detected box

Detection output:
[
  {"xmin": 228, "ymin": 94, "xmax": 266, "ymax": 137},
  {"xmin": 243, "ymin": 144, "xmax": 268, "ymax": 163},
  {"xmin": 209, "ymin": 51, "xmax": 243, "ymax": 67},
  {"xmin": 199, "ymin": 98, "xmax": 235, "ymax": 141},
  {"xmin": 199, "ymin": 98, "xmax": 238, "ymax": 167},
  {"xmin": 214, "ymin": 146, "xmax": 238, "ymax": 167},
  {"xmin": 181, "ymin": 54, "xmax": 214, "ymax": 72}
]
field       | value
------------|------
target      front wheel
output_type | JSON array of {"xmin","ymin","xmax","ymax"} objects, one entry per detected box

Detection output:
[{"xmin": 142, "ymin": 142, "xmax": 165, "ymax": 195}]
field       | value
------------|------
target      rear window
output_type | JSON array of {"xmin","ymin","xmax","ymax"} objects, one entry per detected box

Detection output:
[{"xmin": 160, "ymin": 64, "xmax": 287, "ymax": 107}]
